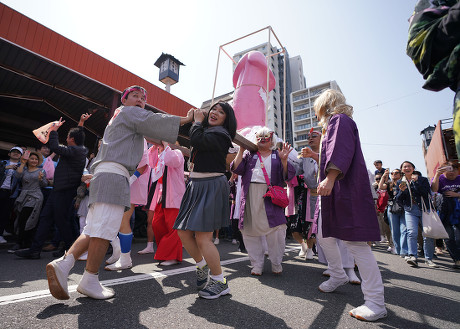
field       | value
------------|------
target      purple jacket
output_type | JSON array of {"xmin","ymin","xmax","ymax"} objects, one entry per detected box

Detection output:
[
  {"xmin": 317, "ymin": 114, "xmax": 380, "ymax": 242},
  {"xmin": 231, "ymin": 150, "xmax": 295, "ymax": 229}
]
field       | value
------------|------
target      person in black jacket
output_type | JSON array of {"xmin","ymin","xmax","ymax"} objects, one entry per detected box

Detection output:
[
  {"xmin": 394, "ymin": 161, "xmax": 437, "ymax": 268},
  {"xmin": 15, "ymin": 114, "xmax": 90, "ymax": 259}
]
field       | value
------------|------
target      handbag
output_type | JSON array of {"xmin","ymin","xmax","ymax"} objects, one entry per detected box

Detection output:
[
  {"xmin": 421, "ymin": 197, "xmax": 449, "ymax": 239},
  {"xmin": 257, "ymin": 152, "xmax": 289, "ymax": 208},
  {"xmin": 389, "ymin": 200, "xmax": 404, "ymax": 214}
]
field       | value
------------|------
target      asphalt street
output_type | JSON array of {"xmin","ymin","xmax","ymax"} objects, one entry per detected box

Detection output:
[{"xmin": 1, "ymin": 238, "xmax": 459, "ymax": 329}]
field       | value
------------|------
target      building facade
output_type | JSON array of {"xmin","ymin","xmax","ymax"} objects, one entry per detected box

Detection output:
[{"xmin": 291, "ymin": 80, "xmax": 341, "ymax": 151}]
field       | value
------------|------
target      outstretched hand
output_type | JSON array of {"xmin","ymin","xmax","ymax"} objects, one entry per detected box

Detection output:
[
  {"xmin": 49, "ymin": 117, "xmax": 65, "ymax": 132},
  {"xmin": 278, "ymin": 143, "xmax": 292, "ymax": 161}
]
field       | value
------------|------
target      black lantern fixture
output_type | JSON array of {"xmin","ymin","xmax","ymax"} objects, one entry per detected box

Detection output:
[{"xmin": 154, "ymin": 53, "xmax": 185, "ymax": 93}]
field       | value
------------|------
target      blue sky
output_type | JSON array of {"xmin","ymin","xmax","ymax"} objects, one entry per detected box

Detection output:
[{"xmin": 2, "ymin": 0, "xmax": 454, "ymax": 174}]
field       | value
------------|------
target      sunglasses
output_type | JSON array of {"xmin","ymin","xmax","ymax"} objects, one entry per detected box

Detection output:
[{"xmin": 391, "ymin": 172, "xmax": 400, "ymax": 175}]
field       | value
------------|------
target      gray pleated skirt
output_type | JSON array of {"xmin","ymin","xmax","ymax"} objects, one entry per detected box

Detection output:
[{"xmin": 173, "ymin": 175, "xmax": 230, "ymax": 232}]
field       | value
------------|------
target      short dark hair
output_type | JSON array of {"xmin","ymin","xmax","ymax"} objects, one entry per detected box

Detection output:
[
  {"xmin": 400, "ymin": 160, "xmax": 416, "ymax": 170},
  {"xmin": 69, "ymin": 127, "xmax": 85, "ymax": 146},
  {"xmin": 204, "ymin": 102, "xmax": 237, "ymax": 139},
  {"xmin": 373, "ymin": 160, "xmax": 382, "ymax": 165}
]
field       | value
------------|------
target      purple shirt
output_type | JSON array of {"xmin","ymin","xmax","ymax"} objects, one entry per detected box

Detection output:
[
  {"xmin": 317, "ymin": 114, "xmax": 380, "ymax": 242},
  {"xmin": 231, "ymin": 150, "xmax": 295, "ymax": 229},
  {"xmin": 438, "ymin": 175, "xmax": 460, "ymax": 194}
]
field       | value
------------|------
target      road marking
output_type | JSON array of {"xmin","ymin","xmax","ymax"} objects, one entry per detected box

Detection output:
[{"xmin": 0, "ymin": 248, "xmax": 298, "ymax": 305}]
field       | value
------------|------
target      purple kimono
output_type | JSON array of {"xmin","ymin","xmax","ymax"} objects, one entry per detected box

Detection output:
[
  {"xmin": 231, "ymin": 150, "xmax": 295, "ymax": 230},
  {"xmin": 317, "ymin": 114, "xmax": 380, "ymax": 242}
]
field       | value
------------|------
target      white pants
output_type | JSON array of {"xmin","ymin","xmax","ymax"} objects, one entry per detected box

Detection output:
[
  {"xmin": 82, "ymin": 203, "xmax": 125, "ymax": 241},
  {"xmin": 317, "ymin": 213, "xmax": 385, "ymax": 309},
  {"xmin": 243, "ymin": 225, "xmax": 286, "ymax": 270},
  {"xmin": 317, "ymin": 239, "xmax": 355, "ymax": 269}
]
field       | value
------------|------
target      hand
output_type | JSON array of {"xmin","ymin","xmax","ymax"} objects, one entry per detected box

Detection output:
[
  {"xmin": 317, "ymin": 177, "xmax": 335, "ymax": 196},
  {"xmin": 194, "ymin": 108, "xmax": 205, "ymax": 123},
  {"xmin": 186, "ymin": 108, "xmax": 194, "ymax": 122},
  {"xmin": 38, "ymin": 171, "xmax": 44, "ymax": 180},
  {"xmin": 80, "ymin": 113, "xmax": 92, "ymax": 122},
  {"xmin": 5, "ymin": 164, "xmax": 18, "ymax": 170},
  {"xmin": 436, "ymin": 167, "xmax": 446, "ymax": 176},
  {"xmin": 301, "ymin": 147, "xmax": 316, "ymax": 158},
  {"xmin": 49, "ymin": 117, "xmax": 65, "ymax": 132},
  {"xmin": 81, "ymin": 174, "xmax": 93, "ymax": 182},
  {"xmin": 383, "ymin": 168, "xmax": 390, "ymax": 178},
  {"xmin": 444, "ymin": 191, "xmax": 460, "ymax": 198},
  {"xmin": 278, "ymin": 143, "xmax": 292, "ymax": 161},
  {"xmin": 399, "ymin": 182, "xmax": 407, "ymax": 191}
]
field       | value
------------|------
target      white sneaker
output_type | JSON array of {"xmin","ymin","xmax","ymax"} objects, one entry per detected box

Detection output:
[
  {"xmin": 214, "ymin": 238, "xmax": 220, "ymax": 245},
  {"xmin": 104, "ymin": 252, "xmax": 132, "ymax": 271},
  {"xmin": 305, "ymin": 248, "xmax": 314, "ymax": 260},
  {"xmin": 106, "ymin": 237, "xmax": 121, "ymax": 264},
  {"xmin": 0, "ymin": 236, "xmax": 7, "ymax": 244},
  {"xmin": 426, "ymin": 260, "xmax": 439, "ymax": 268},
  {"xmin": 349, "ymin": 304, "xmax": 387, "ymax": 321},
  {"xmin": 46, "ymin": 253, "xmax": 75, "ymax": 300},
  {"xmin": 345, "ymin": 267, "xmax": 361, "ymax": 285},
  {"xmin": 77, "ymin": 251, "xmax": 88, "ymax": 261},
  {"xmin": 77, "ymin": 270, "xmax": 114, "ymax": 299},
  {"xmin": 159, "ymin": 259, "xmax": 179, "ymax": 266},
  {"xmin": 231, "ymin": 239, "xmax": 237, "ymax": 245},
  {"xmin": 319, "ymin": 277, "xmax": 349, "ymax": 293}
]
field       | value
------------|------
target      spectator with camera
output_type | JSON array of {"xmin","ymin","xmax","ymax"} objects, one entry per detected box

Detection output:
[
  {"xmin": 0, "ymin": 146, "xmax": 23, "ymax": 243},
  {"xmin": 431, "ymin": 161, "xmax": 460, "ymax": 269}
]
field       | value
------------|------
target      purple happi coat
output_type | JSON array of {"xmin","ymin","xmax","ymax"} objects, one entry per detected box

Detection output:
[
  {"xmin": 317, "ymin": 113, "xmax": 380, "ymax": 241},
  {"xmin": 231, "ymin": 150, "xmax": 295, "ymax": 230}
]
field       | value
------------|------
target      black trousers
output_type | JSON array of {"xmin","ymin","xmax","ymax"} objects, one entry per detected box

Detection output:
[{"xmin": 30, "ymin": 188, "xmax": 77, "ymax": 253}]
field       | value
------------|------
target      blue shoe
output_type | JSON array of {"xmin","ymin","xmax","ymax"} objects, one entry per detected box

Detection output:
[
  {"xmin": 198, "ymin": 277, "xmax": 230, "ymax": 299},
  {"xmin": 196, "ymin": 264, "xmax": 209, "ymax": 289}
]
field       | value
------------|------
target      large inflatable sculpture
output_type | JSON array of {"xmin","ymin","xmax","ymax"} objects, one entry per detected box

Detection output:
[{"xmin": 232, "ymin": 51, "xmax": 276, "ymax": 131}]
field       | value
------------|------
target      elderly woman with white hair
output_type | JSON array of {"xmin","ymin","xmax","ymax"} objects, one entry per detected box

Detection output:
[
  {"xmin": 231, "ymin": 127, "xmax": 295, "ymax": 275},
  {"xmin": 310, "ymin": 89, "xmax": 386, "ymax": 322}
]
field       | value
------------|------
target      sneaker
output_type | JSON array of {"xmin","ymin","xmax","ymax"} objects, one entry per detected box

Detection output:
[
  {"xmin": 104, "ymin": 252, "xmax": 132, "ymax": 271},
  {"xmin": 305, "ymin": 248, "xmax": 314, "ymax": 260},
  {"xmin": 349, "ymin": 305, "xmax": 387, "ymax": 322},
  {"xmin": 404, "ymin": 255, "xmax": 410, "ymax": 261},
  {"xmin": 318, "ymin": 277, "xmax": 349, "ymax": 293},
  {"xmin": 196, "ymin": 264, "xmax": 209, "ymax": 289},
  {"xmin": 406, "ymin": 255, "xmax": 418, "ymax": 267},
  {"xmin": 137, "ymin": 245, "xmax": 155, "ymax": 254},
  {"xmin": 198, "ymin": 277, "xmax": 230, "ymax": 299},
  {"xmin": 213, "ymin": 238, "xmax": 220, "ymax": 245},
  {"xmin": 46, "ymin": 254, "xmax": 75, "ymax": 300},
  {"xmin": 231, "ymin": 239, "xmax": 237, "ymax": 245},
  {"xmin": 7, "ymin": 243, "xmax": 21, "ymax": 253},
  {"xmin": 14, "ymin": 248, "xmax": 40, "ymax": 259},
  {"xmin": 298, "ymin": 246, "xmax": 307, "ymax": 258},
  {"xmin": 0, "ymin": 236, "xmax": 7, "ymax": 244},
  {"xmin": 426, "ymin": 260, "xmax": 439, "ymax": 268}
]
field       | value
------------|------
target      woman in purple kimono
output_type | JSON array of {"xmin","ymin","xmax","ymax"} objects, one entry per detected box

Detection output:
[
  {"xmin": 231, "ymin": 127, "xmax": 295, "ymax": 275},
  {"xmin": 313, "ymin": 89, "xmax": 386, "ymax": 322}
]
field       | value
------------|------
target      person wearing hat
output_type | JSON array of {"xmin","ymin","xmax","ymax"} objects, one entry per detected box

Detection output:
[
  {"xmin": 8, "ymin": 150, "xmax": 48, "ymax": 252},
  {"xmin": 0, "ymin": 146, "xmax": 24, "ymax": 244}
]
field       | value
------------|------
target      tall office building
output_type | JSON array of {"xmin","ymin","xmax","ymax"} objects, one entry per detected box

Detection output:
[{"xmin": 291, "ymin": 80, "xmax": 341, "ymax": 151}]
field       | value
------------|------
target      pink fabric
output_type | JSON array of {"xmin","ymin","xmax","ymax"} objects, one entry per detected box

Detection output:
[
  {"xmin": 42, "ymin": 156, "xmax": 55, "ymax": 179},
  {"xmin": 285, "ymin": 176, "xmax": 298, "ymax": 216},
  {"xmin": 130, "ymin": 141, "xmax": 150, "ymax": 205},
  {"xmin": 232, "ymin": 51, "xmax": 276, "ymax": 130},
  {"xmin": 148, "ymin": 147, "xmax": 185, "ymax": 211}
]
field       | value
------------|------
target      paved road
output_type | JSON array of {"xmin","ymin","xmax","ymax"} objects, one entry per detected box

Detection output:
[{"xmin": 1, "ymin": 238, "xmax": 459, "ymax": 329}]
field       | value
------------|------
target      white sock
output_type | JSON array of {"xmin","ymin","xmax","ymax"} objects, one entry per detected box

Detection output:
[
  {"xmin": 210, "ymin": 273, "xmax": 224, "ymax": 282},
  {"xmin": 196, "ymin": 258, "xmax": 206, "ymax": 268}
]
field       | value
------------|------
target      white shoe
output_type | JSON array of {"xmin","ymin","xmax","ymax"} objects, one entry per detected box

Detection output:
[
  {"xmin": 231, "ymin": 239, "xmax": 237, "ymax": 245},
  {"xmin": 77, "ymin": 270, "xmax": 115, "ymax": 299},
  {"xmin": 271, "ymin": 263, "xmax": 282, "ymax": 274},
  {"xmin": 345, "ymin": 267, "xmax": 361, "ymax": 285},
  {"xmin": 78, "ymin": 251, "xmax": 88, "ymax": 261},
  {"xmin": 305, "ymin": 248, "xmax": 314, "ymax": 260},
  {"xmin": 138, "ymin": 244, "xmax": 155, "ymax": 254},
  {"xmin": 106, "ymin": 237, "xmax": 121, "ymax": 264},
  {"xmin": 349, "ymin": 304, "xmax": 387, "ymax": 321},
  {"xmin": 214, "ymin": 238, "xmax": 220, "ymax": 245},
  {"xmin": 159, "ymin": 259, "xmax": 179, "ymax": 266},
  {"xmin": 46, "ymin": 253, "xmax": 75, "ymax": 300},
  {"xmin": 318, "ymin": 277, "xmax": 349, "ymax": 293},
  {"xmin": 0, "ymin": 236, "xmax": 7, "ymax": 244},
  {"xmin": 104, "ymin": 252, "xmax": 132, "ymax": 271},
  {"xmin": 298, "ymin": 243, "xmax": 307, "ymax": 258}
]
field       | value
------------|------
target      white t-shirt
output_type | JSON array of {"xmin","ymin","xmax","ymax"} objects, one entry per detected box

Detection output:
[{"xmin": 251, "ymin": 153, "xmax": 274, "ymax": 184}]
